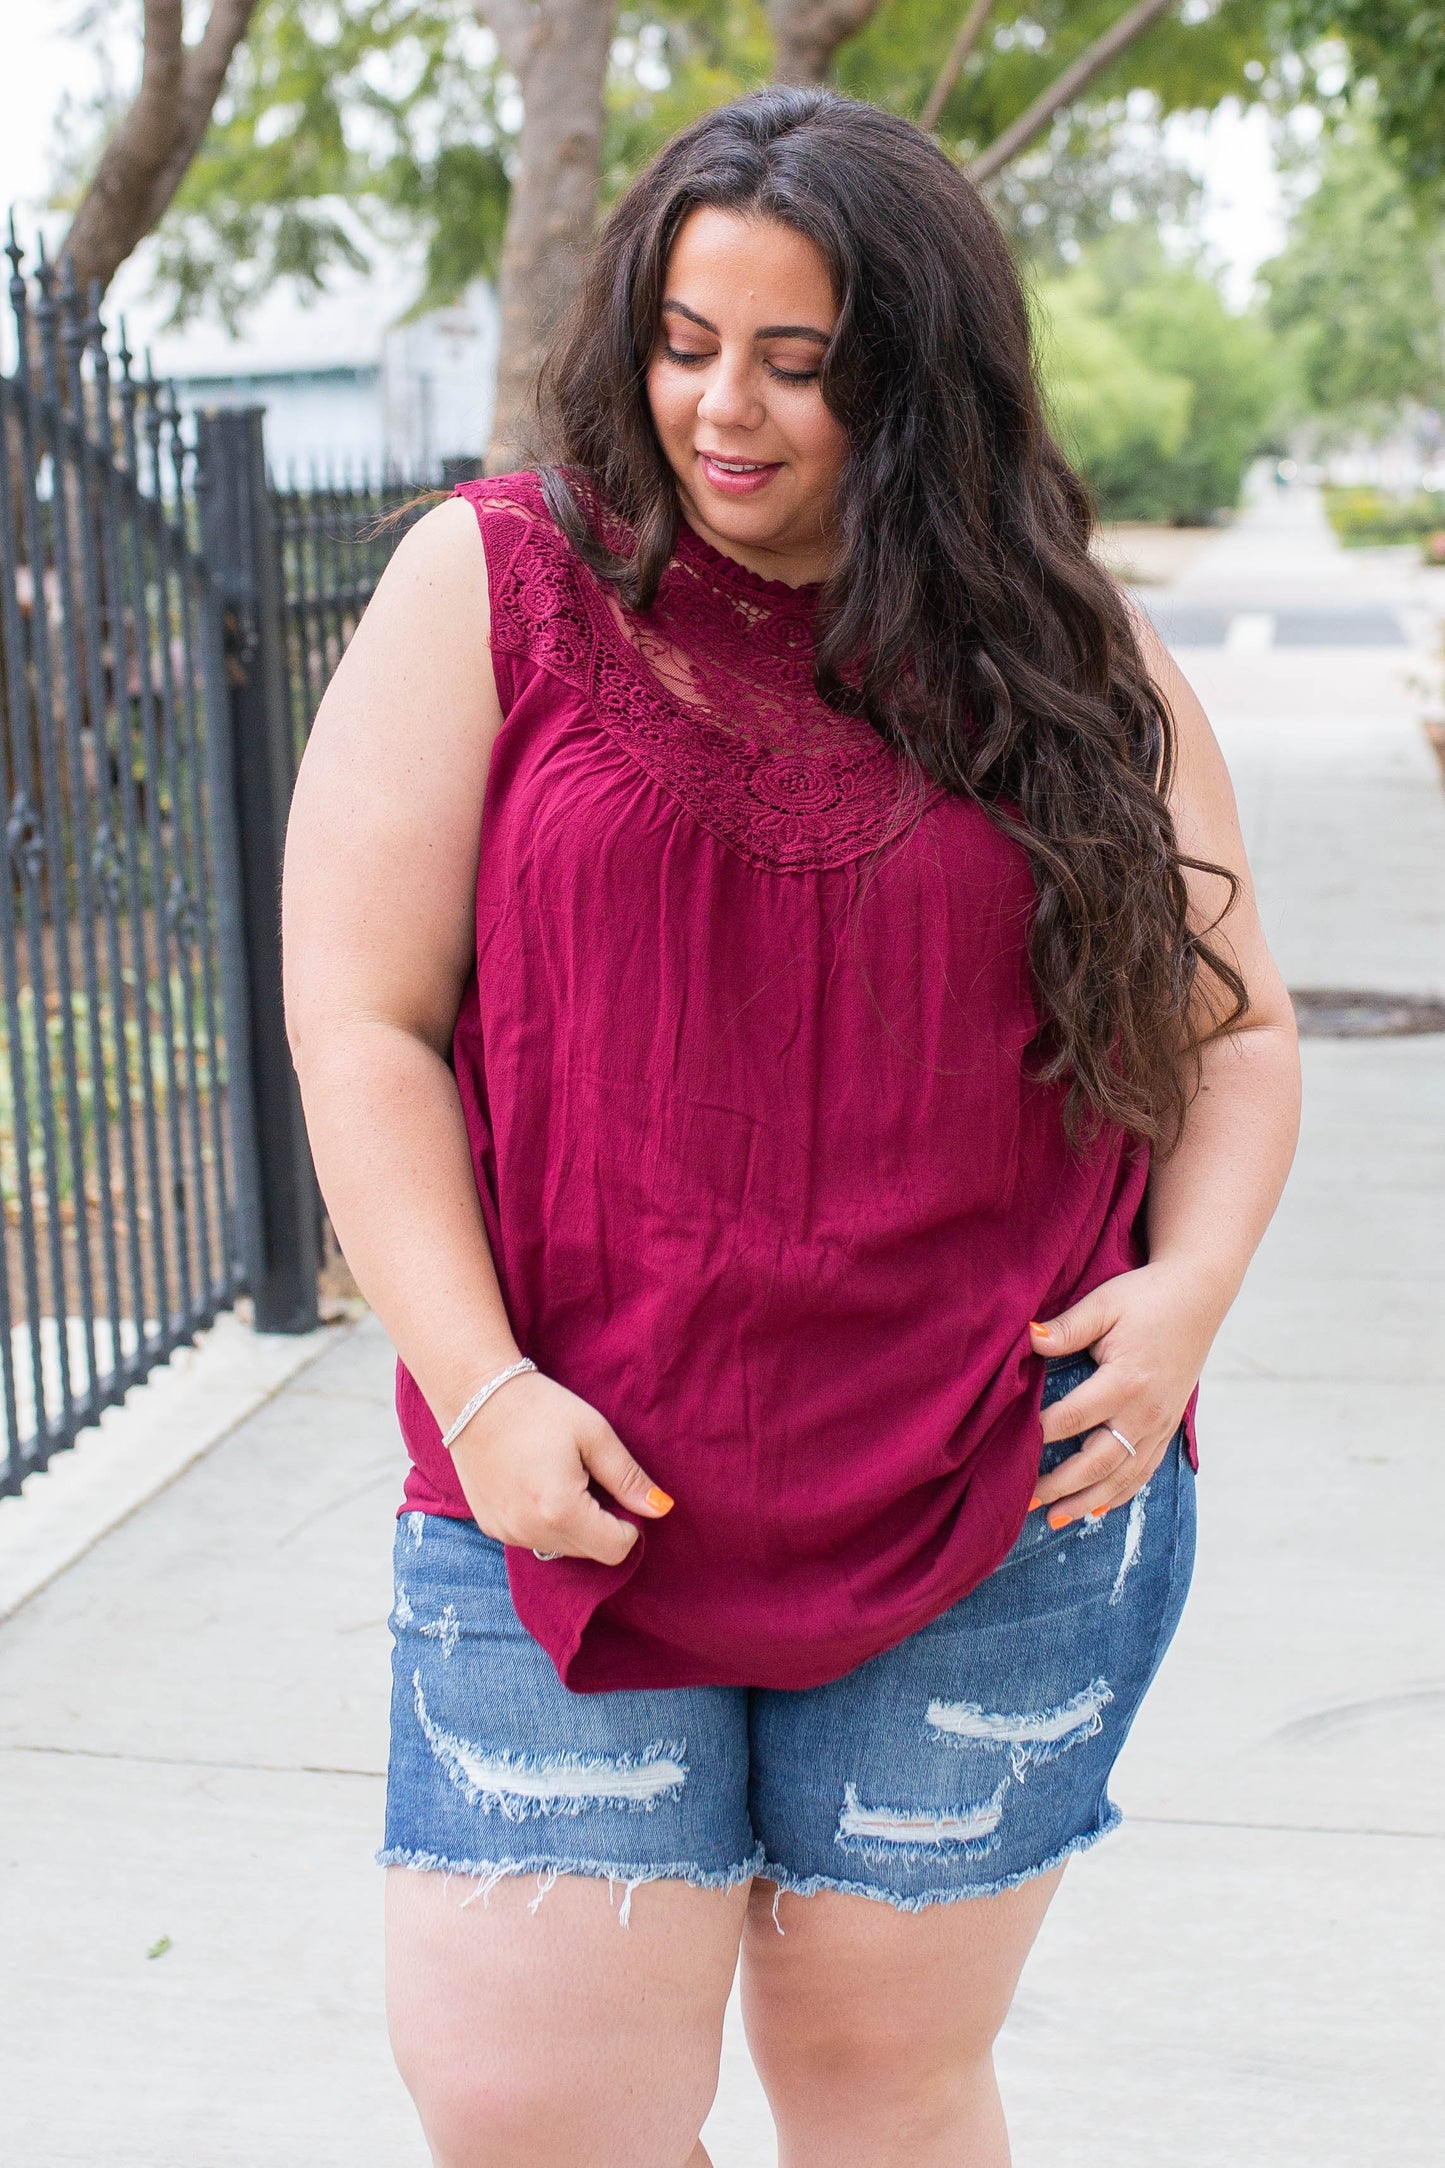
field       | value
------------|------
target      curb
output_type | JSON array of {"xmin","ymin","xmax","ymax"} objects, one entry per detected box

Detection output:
[{"xmin": 0, "ymin": 1311, "xmax": 351, "ymax": 1622}]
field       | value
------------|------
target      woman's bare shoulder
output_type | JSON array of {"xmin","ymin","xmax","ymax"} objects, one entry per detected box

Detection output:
[
  {"xmin": 283, "ymin": 496, "xmax": 502, "ymax": 1045},
  {"xmin": 372, "ymin": 493, "xmax": 493, "ymax": 633},
  {"xmin": 308, "ymin": 493, "xmax": 501, "ymax": 749}
]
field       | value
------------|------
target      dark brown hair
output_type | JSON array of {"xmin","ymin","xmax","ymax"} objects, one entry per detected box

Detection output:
[{"xmin": 535, "ymin": 87, "xmax": 1246, "ymax": 1148}]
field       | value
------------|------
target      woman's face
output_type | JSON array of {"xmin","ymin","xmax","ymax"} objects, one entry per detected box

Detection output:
[{"xmin": 646, "ymin": 207, "xmax": 848, "ymax": 586}]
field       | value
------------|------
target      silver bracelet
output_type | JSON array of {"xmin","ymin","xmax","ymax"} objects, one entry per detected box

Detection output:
[{"xmin": 440, "ymin": 1358, "xmax": 537, "ymax": 1453}]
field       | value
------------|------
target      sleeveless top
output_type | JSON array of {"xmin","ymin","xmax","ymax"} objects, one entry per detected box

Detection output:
[{"xmin": 394, "ymin": 470, "xmax": 1187, "ymax": 1693}]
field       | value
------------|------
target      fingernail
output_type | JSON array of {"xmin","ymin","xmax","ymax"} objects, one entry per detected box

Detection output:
[
  {"xmin": 1047, "ymin": 1507, "xmax": 1071, "ymax": 1529},
  {"xmin": 646, "ymin": 1486, "xmax": 674, "ymax": 1514},
  {"xmin": 1090, "ymin": 1506, "xmax": 1108, "ymax": 1519},
  {"xmin": 1029, "ymin": 1494, "xmax": 1043, "ymax": 1511},
  {"xmin": 1030, "ymin": 1320, "xmax": 1051, "ymax": 1339}
]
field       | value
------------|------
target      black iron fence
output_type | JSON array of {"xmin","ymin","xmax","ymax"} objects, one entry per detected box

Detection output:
[
  {"xmin": 0, "ymin": 233, "xmax": 242, "ymax": 1493},
  {"xmin": 0, "ymin": 224, "xmax": 443, "ymax": 1494},
  {"xmin": 274, "ymin": 468, "xmax": 438, "ymax": 782}
]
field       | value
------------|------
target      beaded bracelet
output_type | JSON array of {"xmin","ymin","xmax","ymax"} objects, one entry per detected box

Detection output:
[{"xmin": 439, "ymin": 1357, "xmax": 538, "ymax": 1453}]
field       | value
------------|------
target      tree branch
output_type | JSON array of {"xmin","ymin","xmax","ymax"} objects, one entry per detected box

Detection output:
[
  {"xmin": 920, "ymin": 0, "xmax": 995, "ymax": 135},
  {"xmin": 767, "ymin": 0, "xmax": 886, "ymax": 88},
  {"xmin": 968, "ymin": 0, "xmax": 1176, "ymax": 184},
  {"xmin": 61, "ymin": 0, "xmax": 259, "ymax": 297}
]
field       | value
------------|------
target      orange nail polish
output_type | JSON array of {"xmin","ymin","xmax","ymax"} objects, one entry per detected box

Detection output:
[
  {"xmin": 1029, "ymin": 1494, "xmax": 1043, "ymax": 1510},
  {"xmin": 1047, "ymin": 1507, "xmax": 1070, "ymax": 1530},
  {"xmin": 1090, "ymin": 1507, "xmax": 1107, "ymax": 1519},
  {"xmin": 1029, "ymin": 1320, "xmax": 1051, "ymax": 1339},
  {"xmin": 646, "ymin": 1485, "xmax": 674, "ymax": 1514}
]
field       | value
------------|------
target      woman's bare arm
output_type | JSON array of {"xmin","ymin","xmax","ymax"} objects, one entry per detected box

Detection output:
[
  {"xmin": 1140, "ymin": 633, "xmax": 1302, "ymax": 1317},
  {"xmin": 1030, "ymin": 630, "xmax": 1302, "ymax": 1520},
  {"xmin": 282, "ymin": 498, "xmax": 672, "ymax": 1561}
]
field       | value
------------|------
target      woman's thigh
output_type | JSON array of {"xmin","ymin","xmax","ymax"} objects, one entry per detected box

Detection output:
[
  {"xmin": 380, "ymin": 1511, "xmax": 760, "ymax": 2164},
  {"xmin": 738, "ymin": 1863, "xmax": 1063, "ymax": 2159},
  {"xmin": 387, "ymin": 1865, "xmax": 748, "ymax": 2168}
]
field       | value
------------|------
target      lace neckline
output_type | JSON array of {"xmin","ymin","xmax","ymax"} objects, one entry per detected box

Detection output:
[
  {"xmin": 672, "ymin": 517, "xmax": 823, "ymax": 616},
  {"xmin": 469, "ymin": 470, "xmax": 942, "ymax": 872}
]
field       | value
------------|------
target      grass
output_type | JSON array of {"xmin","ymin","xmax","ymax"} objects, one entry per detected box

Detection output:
[{"xmin": 0, "ymin": 970, "xmax": 226, "ymax": 1220}]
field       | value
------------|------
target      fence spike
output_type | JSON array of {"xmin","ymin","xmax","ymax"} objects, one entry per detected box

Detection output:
[
  {"xmin": 7, "ymin": 219, "xmax": 32, "ymax": 395},
  {"xmin": 32, "ymin": 244, "xmax": 62, "ymax": 416},
  {"xmin": 84, "ymin": 278, "xmax": 106, "ymax": 365},
  {"xmin": 57, "ymin": 257, "xmax": 88, "ymax": 441}
]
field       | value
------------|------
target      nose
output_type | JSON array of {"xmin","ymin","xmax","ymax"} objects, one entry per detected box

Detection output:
[{"xmin": 695, "ymin": 351, "xmax": 765, "ymax": 433}]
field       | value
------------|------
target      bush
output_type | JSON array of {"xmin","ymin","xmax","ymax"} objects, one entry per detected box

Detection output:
[
  {"xmin": 1035, "ymin": 241, "xmax": 1286, "ymax": 524},
  {"xmin": 1322, "ymin": 486, "xmax": 1445, "ymax": 546},
  {"xmin": 1035, "ymin": 274, "xmax": 1191, "ymax": 489}
]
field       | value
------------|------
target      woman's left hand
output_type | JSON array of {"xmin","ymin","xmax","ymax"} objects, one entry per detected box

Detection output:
[{"xmin": 1028, "ymin": 1261, "xmax": 1221, "ymax": 1526}]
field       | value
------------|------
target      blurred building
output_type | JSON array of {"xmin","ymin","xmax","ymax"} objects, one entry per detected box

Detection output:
[{"xmin": 120, "ymin": 248, "xmax": 499, "ymax": 478}]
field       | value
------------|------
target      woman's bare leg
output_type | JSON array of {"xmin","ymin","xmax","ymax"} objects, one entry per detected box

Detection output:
[
  {"xmin": 739, "ymin": 1864, "xmax": 1066, "ymax": 2167},
  {"xmin": 387, "ymin": 1866, "xmax": 748, "ymax": 2168}
]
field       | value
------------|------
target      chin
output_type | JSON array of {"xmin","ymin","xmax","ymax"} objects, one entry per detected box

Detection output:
[{"xmin": 691, "ymin": 486, "xmax": 797, "ymax": 542}]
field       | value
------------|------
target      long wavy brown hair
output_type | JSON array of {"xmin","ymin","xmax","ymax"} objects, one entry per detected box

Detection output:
[{"xmin": 532, "ymin": 86, "xmax": 1246, "ymax": 1150}]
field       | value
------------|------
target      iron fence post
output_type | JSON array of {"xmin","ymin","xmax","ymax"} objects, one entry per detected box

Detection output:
[{"xmin": 196, "ymin": 407, "xmax": 319, "ymax": 1332}]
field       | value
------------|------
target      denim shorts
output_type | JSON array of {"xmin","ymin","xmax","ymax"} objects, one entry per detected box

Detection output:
[{"xmin": 380, "ymin": 1356, "xmax": 1196, "ymax": 1914}]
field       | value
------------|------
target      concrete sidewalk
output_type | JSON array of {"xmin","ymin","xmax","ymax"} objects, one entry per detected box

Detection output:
[{"xmin": 2, "ymin": 489, "xmax": 1442, "ymax": 2166}]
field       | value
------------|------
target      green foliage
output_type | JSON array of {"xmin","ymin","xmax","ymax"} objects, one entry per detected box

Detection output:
[
  {"xmin": 1036, "ymin": 240, "xmax": 1285, "ymax": 521},
  {"xmin": 1322, "ymin": 486, "xmax": 1445, "ymax": 546},
  {"xmin": 835, "ymin": 0, "xmax": 1280, "ymax": 152},
  {"xmin": 603, "ymin": 0, "xmax": 772, "ymax": 203},
  {"xmin": 66, "ymin": 0, "xmax": 1308, "ymax": 329},
  {"xmin": 611, "ymin": 0, "xmax": 1291, "ymax": 259},
  {"xmin": 1285, "ymin": 0, "xmax": 1445, "ymax": 199},
  {"xmin": 1035, "ymin": 272, "xmax": 1192, "ymax": 484},
  {"xmin": 1261, "ymin": 120, "xmax": 1445, "ymax": 433},
  {"xmin": 130, "ymin": 0, "xmax": 511, "ymax": 329}
]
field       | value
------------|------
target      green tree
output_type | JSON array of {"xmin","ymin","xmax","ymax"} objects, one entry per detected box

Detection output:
[
  {"xmin": 58, "ymin": 1, "xmax": 261, "ymax": 300},
  {"xmin": 132, "ymin": 0, "xmax": 510, "ymax": 331},
  {"xmin": 838, "ymin": 0, "xmax": 1277, "ymax": 166},
  {"xmin": 1035, "ymin": 269, "xmax": 1192, "ymax": 486},
  {"xmin": 1105, "ymin": 246, "xmax": 1285, "ymax": 517},
  {"xmin": 1037, "ymin": 240, "xmax": 1284, "ymax": 519},
  {"xmin": 1285, "ymin": 0, "xmax": 1445, "ymax": 198},
  {"xmin": 60, "ymin": 0, "xmax": 1314, "ymax": 465},
  {"xmin": 1261, "ymin": 120, "xmax": 1445, "ymax": 430}
]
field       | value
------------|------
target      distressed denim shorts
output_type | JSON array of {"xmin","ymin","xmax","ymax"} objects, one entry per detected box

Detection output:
[{"xmin": 380, "ymin": 1356, "xmax": 1196, "ymax": 1914}]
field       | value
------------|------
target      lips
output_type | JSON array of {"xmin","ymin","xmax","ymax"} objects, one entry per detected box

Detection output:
[{"xmin": 697, "ymin": 452, "xmax": 783, "ymax": 496}]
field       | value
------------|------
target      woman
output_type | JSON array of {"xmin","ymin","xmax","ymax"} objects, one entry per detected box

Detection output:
[{"xmin": 283, "ymin": 88, "xmax": 1299, "ymax": 2168}]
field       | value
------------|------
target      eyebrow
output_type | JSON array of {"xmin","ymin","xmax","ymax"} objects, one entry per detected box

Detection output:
[{"xmin": 661, "ymin": 299, "xmax": 830, "ymax": 343}]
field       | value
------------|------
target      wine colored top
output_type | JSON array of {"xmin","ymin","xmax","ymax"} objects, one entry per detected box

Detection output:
[{"xmin": 394, "ymin": 470, "xmax": 1186, "ymax": 1693}]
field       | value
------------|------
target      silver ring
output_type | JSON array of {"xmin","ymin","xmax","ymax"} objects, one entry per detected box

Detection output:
[
  {"xmin": 532, "ymin": 1548, "xmax": 563, "ymax": 1561},
  {"xmin": 1106, "ymin": 1424, "xmax": 1137, "ymax": 1458}
]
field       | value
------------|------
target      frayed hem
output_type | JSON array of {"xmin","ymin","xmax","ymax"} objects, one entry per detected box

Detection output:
[
  {"xmin": 758, "ymin": 1804, "xmax": 1123, "ymax": 1914},
  {"xmin": 377, "ymin": 1843, "xmax": 764, "ymax": 1925}
]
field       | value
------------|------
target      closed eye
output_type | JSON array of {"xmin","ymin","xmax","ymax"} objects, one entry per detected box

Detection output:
[{"xmin": 663, "ymin": 347, "xmax": 818, "ymax": 385}]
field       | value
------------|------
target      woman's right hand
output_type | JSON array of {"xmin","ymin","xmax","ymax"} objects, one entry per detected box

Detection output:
[{"xmin": 446, "ymin": 1370, "xmax": 674, "ymax": 1565}]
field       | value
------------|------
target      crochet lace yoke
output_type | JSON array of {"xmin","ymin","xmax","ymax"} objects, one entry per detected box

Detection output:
[{"xmin": 471, "ymin": 472, "xmax": 933, "ymax": 873}]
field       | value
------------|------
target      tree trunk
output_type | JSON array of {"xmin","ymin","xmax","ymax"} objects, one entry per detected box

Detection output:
[
  {"xmin": 61, "ymin": 0, "xmax": 259, "ymax": 299},
  {"xmin": 767, "ymin": 0, "xmax": 886, "ymax": 87},
  {"xmin": 477, "ymin": 0, "xmax": 618, "ymax": 472}
]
